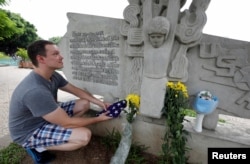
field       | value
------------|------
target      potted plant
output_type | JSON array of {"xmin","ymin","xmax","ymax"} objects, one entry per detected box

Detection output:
[{"xmin": 16, "ymin": 48, "xmax": 33, "ymax": 68}]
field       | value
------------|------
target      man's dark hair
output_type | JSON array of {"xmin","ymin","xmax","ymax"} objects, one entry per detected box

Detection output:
[{"xmin": 27, "ymin": 40, "xmax": 54, "ymax": 67}]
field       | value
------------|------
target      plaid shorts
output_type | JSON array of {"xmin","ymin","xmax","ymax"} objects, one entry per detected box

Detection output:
[{"xmin": 22, "ymin": 100, "xmax": 75, "ymax": 149}]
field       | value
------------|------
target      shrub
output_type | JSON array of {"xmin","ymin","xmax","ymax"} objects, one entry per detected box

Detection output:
[
  {"xmin": 16, "ymin": 48, "xmax": 28, "ymax": 61},
  {"xmin": 0, "ymin": 143, "xmax": 26, "ymax": 164}
]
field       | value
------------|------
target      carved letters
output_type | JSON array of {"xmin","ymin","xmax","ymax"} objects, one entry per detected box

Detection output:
[{"xmin": 69, "ymin": 31, "xmax": 120, "ymax": 86}]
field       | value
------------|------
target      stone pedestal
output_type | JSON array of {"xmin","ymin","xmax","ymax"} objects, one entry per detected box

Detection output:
[{"xmin": 203, "ymin": 110, "xmax": 219, "ymax": 130}]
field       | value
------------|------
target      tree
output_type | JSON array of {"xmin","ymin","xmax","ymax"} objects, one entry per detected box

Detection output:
[
  {"xmin": 49, "ymin": 36, "xmax": 62, "ymax": 45},
  {"xmin": 0, "ymin": 0, "xmax": 20, "ymax": 40},
  {"xmin": 0, "ymin": 9, "xmax": 39, "ymax": 55},
  {"xmin": 0, "ymin": 0, "xmax": 9, "ymax": 6},
  {"xmin": 0, "ymin": 0, "xmax": 22, "ymax": 41}
]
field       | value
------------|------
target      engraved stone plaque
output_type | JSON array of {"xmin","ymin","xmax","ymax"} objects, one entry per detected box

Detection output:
[{"xmin": 59, "ymin": 13, "xmax": 125, "ymax": 101}]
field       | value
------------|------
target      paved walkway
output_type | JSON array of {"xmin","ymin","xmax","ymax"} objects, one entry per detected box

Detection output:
[{"xmin": 0, "ymin": 66, "xmax": 75, "ymax": 148}]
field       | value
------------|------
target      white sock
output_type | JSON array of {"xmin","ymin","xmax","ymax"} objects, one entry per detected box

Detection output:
[{"xmin": 35, "ymin": 147, "xmax": 47, "ymax": 152}]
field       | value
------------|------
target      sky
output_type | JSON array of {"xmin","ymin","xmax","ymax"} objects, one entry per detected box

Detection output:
[{"xmin": 2, "ymin": 0, "xmax": 250, "ymax": 42}]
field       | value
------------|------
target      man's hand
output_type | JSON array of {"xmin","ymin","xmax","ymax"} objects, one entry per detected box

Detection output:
[
  {"xmin": 43, "ymin": 107, "xmax": 113, "ymax": 128},
  {"xmin": 98, "ymin": 111, "xmax": 113, "ymax": 121},
  {"xmin": 101, "ymin": 102, "xmax": 111, "ymax": 111}
]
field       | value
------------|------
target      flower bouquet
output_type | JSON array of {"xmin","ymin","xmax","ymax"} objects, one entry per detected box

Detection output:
[
  {"xmin": 193, "ymin": 91, "xmax": 218, "ymax": 132},
  {"xmin": 162, "ymin": 81, "xmax": 189, "ymax": 115},
  {"xmin": 124, "ymin": 94, "xmax": 140, "ymax": 123},
  {"xmin": 110, "ymin": 94, "xmax": 140, "ymax": 164},
  {"xmin": 161, "ymin": 81, "xmax": 189, "ymax": 163}
]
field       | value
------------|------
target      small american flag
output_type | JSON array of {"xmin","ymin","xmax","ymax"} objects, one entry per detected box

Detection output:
[{"xmin": 96, "ymin": 100, "xmax": 127, "ymax": 117}]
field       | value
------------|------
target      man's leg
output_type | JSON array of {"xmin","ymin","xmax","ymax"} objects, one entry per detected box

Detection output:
[
  {"xmin": 72, "ymin": 99, "xmax": 90, "ymax": 117},
  {"xmin": 46, "ymin": 127, "xmax": 91, "ymax": 151},
  {"xmin": 24, "ymin": 127, "xmax": 91, "ymax": 163},
  {"xmin": 45, "ymin": 99, "xmax": 92, "ymax": 151},
  {"xmin": 24, "ymin": 99, "xmax": 92, "ymax": 163}
]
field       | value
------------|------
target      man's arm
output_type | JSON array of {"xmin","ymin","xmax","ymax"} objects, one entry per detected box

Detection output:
[
  {"xmin": 43, "ymin": 107, "xmax": 111, "ymax": 128},
  {"xmin": 60, "ymin": 83, "xmax": 108, "ymax": 109}
]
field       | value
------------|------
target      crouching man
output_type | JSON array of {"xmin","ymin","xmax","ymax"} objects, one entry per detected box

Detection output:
[{"xmin": 9, "ymin": 40, "xmax": 112, "ymax": 163}]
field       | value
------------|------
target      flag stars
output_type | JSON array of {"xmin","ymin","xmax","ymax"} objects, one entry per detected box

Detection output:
[{"xmin": 96, "ymin": 100, "xmax": 127, "ymax": 118}]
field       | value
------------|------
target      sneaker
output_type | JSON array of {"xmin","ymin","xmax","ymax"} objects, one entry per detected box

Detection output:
[{"xmin": 26, "ymin": 148, "xmax": 56, "ymax": 164}]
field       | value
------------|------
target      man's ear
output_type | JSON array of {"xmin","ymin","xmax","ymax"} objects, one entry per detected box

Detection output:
[{"xmin": 36, "ymin": 55, "xmax": 45, "ymax": 64}]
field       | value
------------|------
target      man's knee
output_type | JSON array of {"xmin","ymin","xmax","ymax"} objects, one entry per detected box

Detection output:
[
  {"xmin": 80, "ymin": 128, "xmax": 91, "ymax": 146},
  {"xmin": 73, "ymin": 99, "xmax": 90, "ymax": 115},
  {"xmin": 71, "ymin": 127, "xmax": 92, "ymax": 147},
  {"xmin": 79, "ymin": 99, "xmax": 90, "ymax": 110}
]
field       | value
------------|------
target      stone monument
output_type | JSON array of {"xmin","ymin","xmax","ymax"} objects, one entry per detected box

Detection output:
[
  {"xmin": 59, "ymin": 0, "xmax": 250, "ymax": 128},
  {"xmin": 59, "ymin": 1, "xmax": 250, "ymax": 163}
]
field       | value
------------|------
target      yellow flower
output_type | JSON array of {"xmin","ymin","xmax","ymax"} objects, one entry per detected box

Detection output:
[
  {"xmin": 167, "ymin": 82, "xmax": 174, "ymax": 88},
  {"xmin": 125, "ymin": 93, "xmax": 140, "ymax": 123},
  {"xmin": 166, "ymin": 81, "xmax": 189, "ymax": 98},
  {"xmin": 126, "ymin": 94, "xmax": 140, "ymax": 109}
]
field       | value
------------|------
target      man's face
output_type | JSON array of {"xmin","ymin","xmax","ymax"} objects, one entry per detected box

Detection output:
[
  {"xmin": 149, "ymin": 33, "xmax": 165, "ymax": 48},
  {"xmin": 43, "ymin": 44, "xmax": 64, "ymax": 69}
]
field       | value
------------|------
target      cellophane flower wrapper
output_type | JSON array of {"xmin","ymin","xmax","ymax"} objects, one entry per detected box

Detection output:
[{"xmin": 193, "ymin": 95, "xmax": 218, "ymax": 114}]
